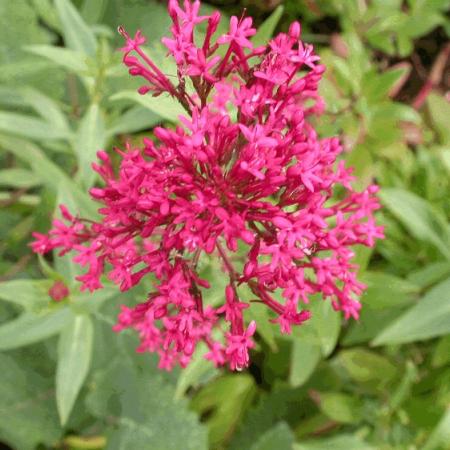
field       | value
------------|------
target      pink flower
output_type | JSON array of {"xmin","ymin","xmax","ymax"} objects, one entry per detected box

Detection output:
[
  {"xmin": 31, "ymin": 0, "xmax": 384, "ymax": 371},
  {"xmin": 48, "ymin": 280, "xmax": 69, "ymax": 302}
]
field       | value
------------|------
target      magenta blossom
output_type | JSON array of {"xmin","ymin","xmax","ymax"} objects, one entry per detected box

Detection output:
[{"xmin": 32, "ymin": 0, "xmax": 384, "ymax": 371}]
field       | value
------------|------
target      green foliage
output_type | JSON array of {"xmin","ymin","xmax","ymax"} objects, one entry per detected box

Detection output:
[{"xmin": 1, "ymin": 0, "xmax": 449, "ymax": 449}]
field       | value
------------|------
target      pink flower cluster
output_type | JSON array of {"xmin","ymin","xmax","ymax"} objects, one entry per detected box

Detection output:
[{"xmin": 32, "ymin": 0, "xmax": 384, "ymax": 371}]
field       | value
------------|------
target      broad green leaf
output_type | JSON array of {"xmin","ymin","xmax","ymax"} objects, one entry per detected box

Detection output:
[
  {"xmin": 372, "ymin": 276, "xmax": 450, "ymax": 345},
  {"xmin": 336, "ymin": 348, "xmax": 397, "ymax": 385},
  {"xmin": 111, "ymin": 90, "xmax": 185, "ymax": 123},
  {"xmin": 86, "ymin": 358, "xmax": 208, "ymax": 450},
  {"xmin": 250, "ymin": 422, "xmax": 294, "ymax": 450},
  {"xmin": 0, "ymin": 279, "xmax": 52, "ymax": 310},
  {"xmin": 0, "ymin": 354, "xmax": 60, "ymax": 450},
  {"xmin": 24, "ymin": 45, "xmax": 89, "ymax": 73},
  {"xmin": 291, "ymin": 299, "xmax": 341, "ymax": 357},
  {"xmin": 0, "ymin": 111, "xmax": 70, "ymax": 140},
  {"xmin": 175, "ymin": 342, "xmax": 218, "ymax": 399},
  {"xmin": 289, "ymin": 341, "xmax": 321, "ymax": 387},
  {"xmin": 252, "ymin": 5, "xmax": 284, "ymax": 47},
  {"xmin": 295, "ymin": 434, "xmax": 375, "ymax": 450},
  {"xmin": 422, "ymin": 407, "xmax": 450, "ymax": 450},
  {"xmin": 107, "ymin": 106, "xmax": 160, "ymax": 137},
  {"xmin": 0, "ymin": 168, "xmax": 41, "ymax": 188},
  {"xmin": 54, "ymin": 0, "xmax": 97, "ymax": 56},
  {"xmin": 361, "ymin": 272, "xmax": 419, "ymax": 309},
  {"xmin": 20, "ymin": 87, "xmax": 70, "ymax": 132},
  {"xmin": 317, "ymin": 392, "xmax": 362, "ymax": 424},
  {"xmin": 56, "ymin": 313, "xmax": 94, "ymax": 425},
  {"xmin": 380, "ymin": 188, "xmax": 450, "ymax": 260},
  {"xmin": 407, "ymin": 261, "xmax": 450, "ymax": 289},
  {"xmin": 427, "ymin": 92, "xmax": 450, "ymax": 144},
  {"xmin": 229, "ymin": 385, "xmax": 304, "ymax": 450},
  {"xmin": 75, "ymin": 102, "xmax": 106, "ymax": 187},
  {"xmin": 81, "ymin": 0, "xmax": 108, "ymax": 23},
  {"xmin": 191, "ymin": 374, "xmax": 256, "ymax": 448},
  {"xmin": 31, "ymin": 0, "xmax": 61, "ymax": 31},
  {"xmin": 0, "ymin": 308, "xmax": 71, "ymax": 350},
  {"xmin": 0, "ymin": 134, "xmax": 97, "ymax": 217}
]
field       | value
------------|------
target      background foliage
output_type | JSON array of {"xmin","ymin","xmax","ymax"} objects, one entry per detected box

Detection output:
[{"xmin": 0, "ymin": 0, "xmax": 449, "ymax": 449}]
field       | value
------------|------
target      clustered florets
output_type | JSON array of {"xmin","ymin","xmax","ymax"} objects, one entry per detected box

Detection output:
[{"xmin": 32, "ymin": 0, "xmax": 384, "ymax": 371}]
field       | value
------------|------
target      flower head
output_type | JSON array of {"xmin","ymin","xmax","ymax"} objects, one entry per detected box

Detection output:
[{"xmin": 32, "ymin": 0, "xmax": 384, "ymax": 371}]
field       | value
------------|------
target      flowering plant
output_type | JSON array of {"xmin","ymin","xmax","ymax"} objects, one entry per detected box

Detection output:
[{"xmin": 32, "ymin": 0, "xmax": 383, "ymax": 371}]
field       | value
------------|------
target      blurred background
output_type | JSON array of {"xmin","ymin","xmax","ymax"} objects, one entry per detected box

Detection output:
[{"xmin": 0, "ymin": 0, "xmax": 449, "ymax": 449}]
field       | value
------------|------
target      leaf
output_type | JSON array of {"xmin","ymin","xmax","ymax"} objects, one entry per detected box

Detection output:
[
  {"xmin": 422, "ymin": 407, "xmax": 450, "ymax": 450},
  {"xmin": 249, "ymin": 422, "xmax": 294, "ymax": 450},
  {"xmin": 191, "ymin": 374, "xmax": 256, "ymax": 448},
  {"xmin": 0, "ymin": 308, "xmax": 71, "ymax": 350},
  {"xmin": 0, "ymin": 134, "xmax": 97, "ymax": 217},
  {"xmin": 380, "ymin": 188, "xmax": 450, "ymax": 260},
  {"xmin": 0, "ymin": 111, "xmax": 71, "ymax": 140},
  {"xmin": 81, "ymin": 0, "xmax": 108, "ymax": 24},
  {"xmin": 295, "ymin": 434, "xmax": 375, "ymax": 450},
  {"xmin": 252, "ymin": 5, "xmax": 284, "ymax": 47},
  {"xmin": 427, "ymin": 92, "xmax": 450, "ymax": 144},
  {"xmin": 107, "ymin": 106, "xmax": 160, "ymax": 137},
  {"xmin": 56, "ymin": 313, "xmax": 94, "ymax": 425},
  {"xmin": 372, "ymin": 276, "xmax": 450, "ymax": 345},
  {"xmin": 289, "ymin": 341, "xmax": 321, "ymax": 388},
  {"xmin": 75, "ymin": 102, "xmax": 106, "ymax": 187},
  {"xmin": 86, "ymin": 358, "xmax": 208, "ymax": 450},
  {"xmin": 24, "ymin": 45, "xmax": 89, "ymax": 73},
  {"xmin": 229, "ymin": 384, "xmax": 304, "ymax": 450},
  {"xmin": 20, "ymin": 87, "xmax": 70, "ymax": 132},
  {"xmin": 317, "ymin": 392, "xmax": 362, "ymax": 424},
  {"xmin": 110, "ymin": 90, "xmax": 185, "ymax": 123},
  {"xmin": 54, "ymin": 0, "xmax": 97, "ymax": 56},
  {"xmin": 0, "ymin": 279, "xmax": 52, "ymax": 310},
  {"xmin": 360, "ymin": 272, "xmax": 419, "ymax": 309},
  {"xmin": 0, "ymin": 168, "xmax": 41, "ymax": 188},
  {"xmin": 175, "ymin": 342, "xmax": 218, "ymax": 399},
  {"xmin": 0, "ymin": 353, "xmax": 60, "ymax": 450},
  {"xmin": 336, "ymin": 348, "xmax": 397, "ymax": 386}
]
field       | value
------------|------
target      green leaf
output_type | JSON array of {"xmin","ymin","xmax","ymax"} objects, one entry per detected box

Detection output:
[
  {"xmin": 54, "ymin": 0, "xmax": 97, "ymax": 56},
  {"xmin": 24, "ymin": 45, "xmax": 89, "ymax": 73},
  {"xmin": 81, "ymin": 0, "xmax": 108, "ymax": 24},
  {"xmin": 317, "ymin": 392, "xmax": 362, "ymax": 424},
  {"xmin": 0, "ymin": 353, "xmax": 60, "ymax": 450},
  {"xmin": 56, "ymin": 313, "xmax": 94, "ymax": 425},
  {"xmin": 110, "ymin": 90, "xmax": 185, "ymax": 123},
  {"xmin": 191, "ymin": 374, "xmax": 256, "ymax": 448},
  {"xmin": 86, "ymin": 358, "xmax": 208, "ymax": 450},
  {"xmin": 0, "ymin": 134, "xmax": 97, "ymax": 217},
  {"xmin": 380, "ymin": 188, "xmax": 450, "ymax": 260},
  {"xmin": 175, "ymin": 342, "xmax": 218, "ymax": 399},
  {"xmin": 336, "ymin": 348, "xmax": 397, "ymax": 385},
  {"xmin": 107, "ymin": 106, "xmax": 160, "ymax": 137},
  {"xmin": 250, "ymin": 422, "xmax": 294, "ymax": 450},
  {"xmin": 422, "ymin": 407, "xmax": 450, "ymax": 450},
  {"xmin": 427, "ymin": 92, "xmax": 450, "ymax": 144},
  {"xmin": 0, "ymin": 168, "xmax": 41, "ymax": 188},
  {"xmin": 75, "ymin": 102, "xmax": 106, "ymax": 187},
  {"xmin": 295, "ymin": 434, "xmax": 375, "ymax": 450},
  {"xmin": 289, "ymin": 341, "xmax": 321, "ymax": 388},
  {"xmin": 252, "ymin": 5, "xmax": 284, "ymax": 47},
  {"xmin": 0, "ymin": 308, "xmax": 71, "ymax": 350},
  {"xmin": 20, "ymin": 87, "xmax": 70, "ymax": 132},
  {"xmin": 372, "ymin": 276, "xmax": 450, "ymax": 345},
  {"xmin": 361, "ymin": 272, "xmax": 419, "ymax": 309},
  {"xmin": 0, "ymin": 111, "xmax": 71, "ymax": 140},
  {"xmin": 0, "ymin": 279, "xmax": 52, "ymax": 310}
]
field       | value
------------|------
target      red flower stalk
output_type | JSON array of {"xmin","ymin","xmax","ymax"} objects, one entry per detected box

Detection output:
[{"xmin": 32, "ymin": 0, "xmax": 384, "ymax": 371}]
